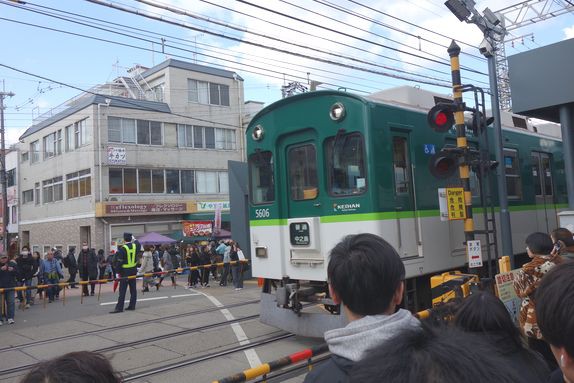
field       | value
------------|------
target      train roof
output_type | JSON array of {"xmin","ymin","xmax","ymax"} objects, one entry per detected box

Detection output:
[{"xmin": 248, "ymin": 86, "xmax": 561, "ymax": 140}]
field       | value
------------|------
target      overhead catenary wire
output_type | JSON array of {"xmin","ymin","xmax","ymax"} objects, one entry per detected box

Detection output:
[
  {"xmin": 127, "ymin": 0, "xmax": 458, "ymax": 84},
  {"xmin": 0, "ymin": 1, "xmax": 416, "ymax": 93},
  {"xmin": 3, "ymin": 0, "xmax": 453, "ymax": 92}
]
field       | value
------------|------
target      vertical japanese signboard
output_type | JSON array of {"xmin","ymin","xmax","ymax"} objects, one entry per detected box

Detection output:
[{"xmin": 446, "ymin": 187, "xmax": 466, "ymax": 220}]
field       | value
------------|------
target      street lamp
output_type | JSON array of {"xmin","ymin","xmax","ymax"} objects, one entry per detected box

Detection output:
[{"xmin": 444, "ymin": 0, "xmax": 515, "ymax": 267}]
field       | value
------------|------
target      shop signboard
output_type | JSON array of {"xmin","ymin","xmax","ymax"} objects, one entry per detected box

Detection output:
[{"xmin": 182, "ymin": 220, "xmax": 213, "ymax": 237}]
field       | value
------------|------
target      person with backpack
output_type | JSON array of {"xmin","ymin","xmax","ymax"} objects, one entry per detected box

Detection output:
[{"xmin": 64, "ymin": 247, "xmax": 78, "ymax": 288}]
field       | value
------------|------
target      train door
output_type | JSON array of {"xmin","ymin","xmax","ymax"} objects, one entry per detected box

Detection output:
[
  {"xmin": 531, "ymin": 152, "xmax": 558, "ymax": 232},
  {"xmin": 391, "ymin": 132, "xmax": 419, "ymax": 258},
  {"xmin": 279, "ymin": 131, "xmax": 322, "ymax": 218}
]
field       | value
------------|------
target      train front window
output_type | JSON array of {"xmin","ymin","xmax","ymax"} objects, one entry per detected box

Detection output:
[
  {"xmin": 288, "ymin": 145, "xmax": 318, "ymax": 200},
  {"xmin": 325, "ymin": 133, "xmax": 366, "ymax": 196},
  {"xmin": 249, "ymin": 150, "xmax": 275, "ymax": 204}
]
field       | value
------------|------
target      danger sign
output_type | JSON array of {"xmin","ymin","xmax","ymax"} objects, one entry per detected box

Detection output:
[{"xmin": 446, "ymin": 187, "xmax": 466, "ymax": 220}]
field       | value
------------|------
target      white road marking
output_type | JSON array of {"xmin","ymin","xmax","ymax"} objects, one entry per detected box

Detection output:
[
  {"xmin": 170, "ymin": 293, "xmax": 201, "ymax": 298},
  {"xmin": 100, "ymin": 296, "xmax": 168, "ymax": 305},
  {"xmin": 195, "ymin": 290, "xmax": 262, "ymax": 368}
]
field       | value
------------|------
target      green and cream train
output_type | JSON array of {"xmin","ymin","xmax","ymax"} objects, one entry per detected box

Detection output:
[{"xmin": 246, "ymin": 86, "xmax": 566, "ymax": 337}]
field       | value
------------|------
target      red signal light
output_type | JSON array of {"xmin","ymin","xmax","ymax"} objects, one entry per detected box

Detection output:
[
  {"xmin": 428, "ymin": 104, "xmax": 455, "ymax": 133},
  {"xmin": 429, "ymin": 150, "xmax": 457, "ymax": 179}
]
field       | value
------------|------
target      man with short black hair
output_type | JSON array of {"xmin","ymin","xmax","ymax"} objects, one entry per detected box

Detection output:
[
  {"xmin": 304, "ymin": 233, "xmax": 419, "ymax": 383},
  {"xmin": 536, "ymin": 261, "xmax": 574, "ymax": 383},
  {"xmin": 110, "ymin": 233, "xmax": 140, "ymax": 313}
]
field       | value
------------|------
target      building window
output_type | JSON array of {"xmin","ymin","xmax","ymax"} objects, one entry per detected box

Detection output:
[
  {"xmin": 196, "ymin": 171, "xmax": 217, "ymax": 194},
  {"xmin": 6, "ymin": 169, "xmax": 15, "ymax": 187},
  {"xmin": 34, "ymin": 182, "xmax": 40, "ymax": 205},
  {"xmin": 22, "ymin": 189, "xmax": 34, "ymax": 204},
  {"xmin": 166, "ymin": 169, "xmax": 180, "ymax": 194},
  {"xmin": 181, "ymin": 170, "xmax": 194, "ymax": 193},
  {"xmin": 215, "ymin": 128, "xmax": 237, "ymax": 150},
  {"xmin": 108, "ymin": 168, "xmax": 225, "ymax": 194},
  {"xmin": 30, "ymin": 141, "xmax": 40, "ymax": 163},
  {"xmin": 504, "ymin": 148, "xmax": 522, "ymax": 199},
  {"xmin": 188, "ymin": 79, "xmax": 230, "ymax": 106},
  {"xmin": 74, "ymin": 119, "xmax": 90, "ymax": 148},
  {"xmin": 43, "ymin": 130, "xmax": 62, "ymax": 159},
  {"xmin": 65, "ymin": 124, "xmax": 74, "ymax": 152},
  {"xmin": 151, "ymin": 83, "xmax": 164, "ymax": 102},
  {"xmin": 109, "ymin": 169, "xmax": 123, "ymax": 194},
  {"xmin": 42, "ymin": 176, "xmax": 63, "ymax": 203},
  {"xmin": 177, "ymin": 125, "xmax": 236, "ymax": 150},
  {"xmin": 137, "ymin": 120, "xmax": 162, "ymax": 145},
  {"xmin": 218, "ymin": 172, "xmax": 228, "ymax": 194},
  {"xmin": 66, "ymin": 169, "xmax": 91, "ymax": 199},
  {"xmin": 108, "ymin": 117, "xmax": 136, "ymax": 144},
  {"xmin": 21, "ymin": 151, "xmax": 29, "ymax": 163}
]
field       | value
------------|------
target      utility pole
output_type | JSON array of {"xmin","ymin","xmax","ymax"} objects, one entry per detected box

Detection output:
[
  {"xmin": 0, "ymin": 90, "xmax": 15, "ymax": 254},
  {"xmin": 445, "ymin": 0, "xmax": 514, "ymax": 267}
]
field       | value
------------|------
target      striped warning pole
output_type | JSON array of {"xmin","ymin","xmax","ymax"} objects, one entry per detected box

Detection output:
[
  {"xmin": 448, "ymin": 40, "xmax": 475, "ymax": 268},
  {"xmin": 213, "ymin": 343, "xmax": 329, "ymax": 383}
]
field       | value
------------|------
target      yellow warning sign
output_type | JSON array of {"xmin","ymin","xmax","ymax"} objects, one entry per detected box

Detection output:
[{"xmin": 446, "ymin": 187, "xmax": 466, "ymax": 220}]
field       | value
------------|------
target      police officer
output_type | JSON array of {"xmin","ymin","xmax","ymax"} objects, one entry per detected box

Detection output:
[{"xmin": 110, "ymin": 233, "xmax": 140, "ymax": 313}]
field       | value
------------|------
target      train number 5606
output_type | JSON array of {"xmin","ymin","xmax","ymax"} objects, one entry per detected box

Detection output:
[{"xmin": 255, "ymin": 208, "xmax": 270, "ymax": 218}]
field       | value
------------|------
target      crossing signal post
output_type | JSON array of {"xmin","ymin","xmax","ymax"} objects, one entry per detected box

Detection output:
[{"xmin": 427, "ymin": 41, "xmax": 478, "ymax": 272}]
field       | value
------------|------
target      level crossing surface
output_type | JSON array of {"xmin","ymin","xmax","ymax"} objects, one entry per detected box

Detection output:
[{"xmin": 0, "ymin": 279, "xmax": 322, "ymax": 383}]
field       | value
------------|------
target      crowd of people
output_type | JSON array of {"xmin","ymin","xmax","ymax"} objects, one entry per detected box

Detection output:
[
  {"xmin": 3, "ymin": 226, "xmax": 574, "ymax": 382},
  {"xmin": 0, "ymin": 238, "xmax": 247, "ymax": 324},
  {"xmin": 304, "ymin": 227, "xmax": 574, "ymax": 383}
]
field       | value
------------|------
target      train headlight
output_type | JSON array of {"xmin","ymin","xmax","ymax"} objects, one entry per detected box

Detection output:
[
  {"xmin": 329, "ymin": 102, "xmax": 346, "ymax": 121},
  {"xmin": 252, "ymin": 125, "xmax": 264, "ymax": 141}
]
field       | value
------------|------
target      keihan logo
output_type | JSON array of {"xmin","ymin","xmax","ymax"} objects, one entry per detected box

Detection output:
[{"xmin": 333, "ymin": 203, "xmax": 360, "ymax": 212}]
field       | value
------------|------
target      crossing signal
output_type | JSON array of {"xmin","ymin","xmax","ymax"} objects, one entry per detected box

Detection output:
[
  {"xmin": 427, "ymin": 103, "xmax": 456, "ymax": 133},
  {"xmin": 429, "ymin": 150, "xmax": 458, "ymax": 179}
]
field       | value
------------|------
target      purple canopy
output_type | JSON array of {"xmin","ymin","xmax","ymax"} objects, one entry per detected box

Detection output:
[
  {"xmin": 213, "ymin": 228, "xmax": 232, "ymax": 239},
  {"xmin": 137, "ymin": 232, "xmax": 177, "ymax": 245}
]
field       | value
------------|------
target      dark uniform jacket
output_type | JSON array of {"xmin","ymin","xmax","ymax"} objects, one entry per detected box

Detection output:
[
  {"xmin": 16, "ymin": 255, "xmax": 36, "ymax": 281},
  {"xmin": 77, "ymin": 249, "xmax": 98, "ymax": 279},
  {"xmin": 304, "ymin": 355, "xmax": 353, "ymax": 383},
  {"xmin": 114, "ymin": 241, "xmax": 141, "ymax": 277},
  {"xmin": 0, "ymin": 260, "xmax": 18, "ymax": 288}
]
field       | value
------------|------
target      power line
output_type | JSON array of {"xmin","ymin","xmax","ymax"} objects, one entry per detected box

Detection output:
[
  {"xmin": 129, "ymin": 0, "xmax": 457, "ymax": 84},
  {"xmin": 83, "ymin": 0, "xmax": 453, "ymax": 88}
]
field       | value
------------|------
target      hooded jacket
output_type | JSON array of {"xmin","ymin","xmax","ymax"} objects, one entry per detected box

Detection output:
[{"xmin": 304, "ymin": 309, "xmax": 419, "ymax": 383}]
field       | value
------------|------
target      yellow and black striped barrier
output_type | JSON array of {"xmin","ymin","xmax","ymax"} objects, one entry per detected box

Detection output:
[{"xmin": 213, "ymin": 343, "xmax": 329, "ymax": 383}]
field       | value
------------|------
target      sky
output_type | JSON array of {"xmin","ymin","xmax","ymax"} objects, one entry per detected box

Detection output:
[{"xmin": 1, "ymin": 0, "xmax": 573, "ymax": 145}]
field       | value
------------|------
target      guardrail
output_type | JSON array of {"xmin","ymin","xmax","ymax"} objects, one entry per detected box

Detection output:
[{"xmin": 0, "ymin": 260, "xmax": 249, "ymax": 307}]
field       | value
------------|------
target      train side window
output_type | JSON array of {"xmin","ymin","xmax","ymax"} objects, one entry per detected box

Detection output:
[
  {"xmin": 393, "ymin": 137, "xmax": 410, "ymax": 195},
  {"xmin": 288, "ymin": 144, "xmax": 318, "ymax": 200},
  {"xmin": 504, "ymin": 148, "xmax": 522, "ymax": 199},
  {"xmin": 542, "ymin": 155, "xmax": 553, "ymax": 196},
  {"xmin": 249, "ymin": 150, "xmax": 275, "ymax": 204},
  {"xmin": 531, "ymin": 154, "xmax": 542, "ymax": 196},
  {"xmin": 325, "ymin": 133, "xmax": 366, "ymax": 196}
]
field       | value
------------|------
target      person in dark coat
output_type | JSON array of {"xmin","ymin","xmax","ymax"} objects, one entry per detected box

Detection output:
[
  {"xmin": 110, "ymin": 233, "xmax": 141, "ymax": 313},
  {"xmin": 64, "ymin": 247, "xmax": 78, "ymax": 288},
  {"xmin": 16, "ymin": 245, "xmax": 36, "ymax": 308},
  {"xmin": 77, "ymin": 242, "xmax": 98, "ymax": 296},
  {"xmin": 97, "ymin": 249, "xmax": 107, "ymax": 281},
  {"xmin": 199, "ymin": 245, "xmax": 211, "ymax": 287},
  {"xmin": 0, "ymin": 252, "xmax": 18, "ymax": 324},
  {"xmin": 453, "ymin": 291, "xmax": 549, "ymax": 383}
]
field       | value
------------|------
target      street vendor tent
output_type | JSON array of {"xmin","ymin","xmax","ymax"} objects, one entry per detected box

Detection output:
[{"xmin": 137, "ymin": 232, "xmax": 177, "ymax": 245}]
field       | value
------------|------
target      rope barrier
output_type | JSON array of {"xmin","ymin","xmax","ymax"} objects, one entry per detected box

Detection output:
[
  {"xmin": 0, "ymin": 260, "xmax": 250, "ymax": 297},
  {"xmin": 212, "ymin": 343, "xmax": 329, "ymax": 383}
]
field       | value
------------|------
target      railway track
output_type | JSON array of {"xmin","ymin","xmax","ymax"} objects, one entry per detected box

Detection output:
[
  {"xmin": 122, "ymin": 333, "xmax": 295, "ymax": 382},
  {"xmin": 0, "ymin": 299, "xmax": 260, "ymax": 354},
  {"xmin": 0, "ymin": 306, "xmax": 262, "ymax": 377}
]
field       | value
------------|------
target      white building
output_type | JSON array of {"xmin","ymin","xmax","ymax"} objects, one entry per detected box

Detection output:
[{"xmin": 17, "ymin": 59, "xmax": 245, "ymax": 254}]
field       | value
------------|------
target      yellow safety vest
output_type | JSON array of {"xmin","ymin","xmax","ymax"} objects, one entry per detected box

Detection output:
[{"xmin": 122, "ymin": 243, "xmax": 137, "ymax": 269}]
